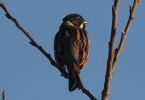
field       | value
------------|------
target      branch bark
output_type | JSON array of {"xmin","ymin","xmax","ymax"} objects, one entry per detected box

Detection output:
[
  {"xmin": 101, "ymin": 0, "xmax": 140, "ymax": 100},
  {"xmin": 0, "ymin": 2, "xmax": 97, "ymax": 100}
]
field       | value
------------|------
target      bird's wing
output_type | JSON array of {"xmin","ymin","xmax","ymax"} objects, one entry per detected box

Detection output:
[
  {"xmin": 78, "ymin": 29, "xmax": 90, "ymax": 71},
  {"xmin": 54, "ymin": 27, "xmax": 75, "ymax": 67},
  {"xmin": 54, "ymin": 31, "xmax": 65, "ymax": 67}
]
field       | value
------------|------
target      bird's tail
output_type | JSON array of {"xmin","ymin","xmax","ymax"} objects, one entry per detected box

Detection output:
[{"xmin": 68, "ymin": 67, "xmax": 83, "ymax": 92}]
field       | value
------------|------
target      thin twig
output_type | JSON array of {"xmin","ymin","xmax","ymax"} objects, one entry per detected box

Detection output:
[
  {"xmin": 0, "ymin": 1, "xmax": 68, "ymax": 79},
  {"xmin": 101, "ymin": 0, "xmax": 119, "ymax": 100},
  {"xmin": 0, "ymin": 2, "xmax": 97, "ymax": 100},
  {"xmin": 2, "ymin": 90, "xmax": 6, "ymax": 100},
  {"xmin": 112, "ymin": 0, "xmax": 140, "ymax": 72},
  {"xmin": 82, "ymin": 88, "xmax": 97, "ymax": 100},
  {"xmin": 101, "ymin": 0, "xmax": 140, "ymax": 100}
]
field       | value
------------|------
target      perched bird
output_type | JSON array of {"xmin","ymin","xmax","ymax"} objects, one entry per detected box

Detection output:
[{"xmin": 54, "ymin": 13, "xmax": 90, "ymax": 91}]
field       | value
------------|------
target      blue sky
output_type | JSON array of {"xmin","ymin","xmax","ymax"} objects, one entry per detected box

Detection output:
[{"xmin": 0, "ymin": 0, "xmax": 145, "ymax": 100}]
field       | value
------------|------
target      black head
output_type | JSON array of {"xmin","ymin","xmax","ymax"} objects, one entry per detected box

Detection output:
[{"xmin": 63, "ymin": 13, "xmax": 88, "ymax": 29}]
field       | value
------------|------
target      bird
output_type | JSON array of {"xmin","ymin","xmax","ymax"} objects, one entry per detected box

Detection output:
[{"xmin": 54, "ymin": 13, "xmax": 90, "ymax": 91}]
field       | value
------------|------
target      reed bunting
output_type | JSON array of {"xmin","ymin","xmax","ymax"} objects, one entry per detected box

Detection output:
[{"xmin": 54, "ymin": 13, "xmax": 90, "ymax": 91}]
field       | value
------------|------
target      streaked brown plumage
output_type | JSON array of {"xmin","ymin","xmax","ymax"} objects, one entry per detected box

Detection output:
[{"xmin": 54, "ymin": 13, "xmax": 90, "ymax": 91}]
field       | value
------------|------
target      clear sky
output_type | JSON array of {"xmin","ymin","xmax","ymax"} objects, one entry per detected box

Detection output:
[{"xmin": 0, "ymin": 0, "xmax": 145, "ymax": 100}]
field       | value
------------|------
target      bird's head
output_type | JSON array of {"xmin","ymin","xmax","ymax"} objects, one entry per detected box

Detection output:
[{"xmin": 63, "ymin": 13, "xmax": 88, "ymax": 29}]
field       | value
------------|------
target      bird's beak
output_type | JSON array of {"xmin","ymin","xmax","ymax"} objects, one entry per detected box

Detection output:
[{"xmin": 84, "ymin": 21, "xmax": 88, "ymax": 24}]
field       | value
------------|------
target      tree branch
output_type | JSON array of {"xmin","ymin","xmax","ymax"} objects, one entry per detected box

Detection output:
[
  {"xmin": 82, "ymin": 88, "xmax": 97, "ymax": 100},
  {"xmin": 101, "ymin": 0, "xmax": 119, "ymax": 100},
  {"xmin": 112, "ymin": 0, "xmax": 140, "ymax": 72},
  {"xmin": 0, "ymin": 2, "xmax": 97, "ymax": 100},
  {"xmin": 0, "ymin": 1, "xmax": 68, "ymax": 78},
  {"xmin": 101, "ymin": 0, "xmax": 140, "ymax": 100},
  {"xmin": 1, "ymin": 90, "xmax": 6, "ymax": 100}
]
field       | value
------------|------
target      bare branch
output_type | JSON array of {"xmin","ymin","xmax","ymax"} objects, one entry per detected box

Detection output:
[
  {"xmin": 0, "ymin": 1, "xmax": 68, "ymax": 78},
  {"xmin": 101, "ymin": 0, "xmax": 140, "ymax": 100},
  {"xmin": 112, "ymin": 0, "xmax": 140, "ymax": 72},
  {"xmin": 2, "ymin": 90, "xmax": 6, "ymax": 100},
  {"xmin": 81, "ymin": 88, "xmax": 97, "ymax": 100},
  {"xmin": 101, "ymin": 0, "xmax": 119, "ymax": 100},
  {"xmin": 0, "ymin": 2, "xmax": 97, "ymax": 100}
]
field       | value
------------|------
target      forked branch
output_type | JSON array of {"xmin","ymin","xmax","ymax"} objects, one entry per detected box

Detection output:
[
  {"xmin": 101, "ymin": 0, "xmax": 140, "ymax": 100},
  {"xmin": 112, "ymin": 0, "xmax": 140, "ymax": 72}
]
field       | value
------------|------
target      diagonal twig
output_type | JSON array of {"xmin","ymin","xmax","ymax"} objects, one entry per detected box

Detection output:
[
  {"xmin": 101, "ymin": 0, "xmax": 140, "ymax": 100},
  {"xmin": 0, "ymin": 2, "xmax": 97, "ymax": 100},
  {"xmin": 0, "ymin": 1, "xmax": 68, "ymax": 78}
]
